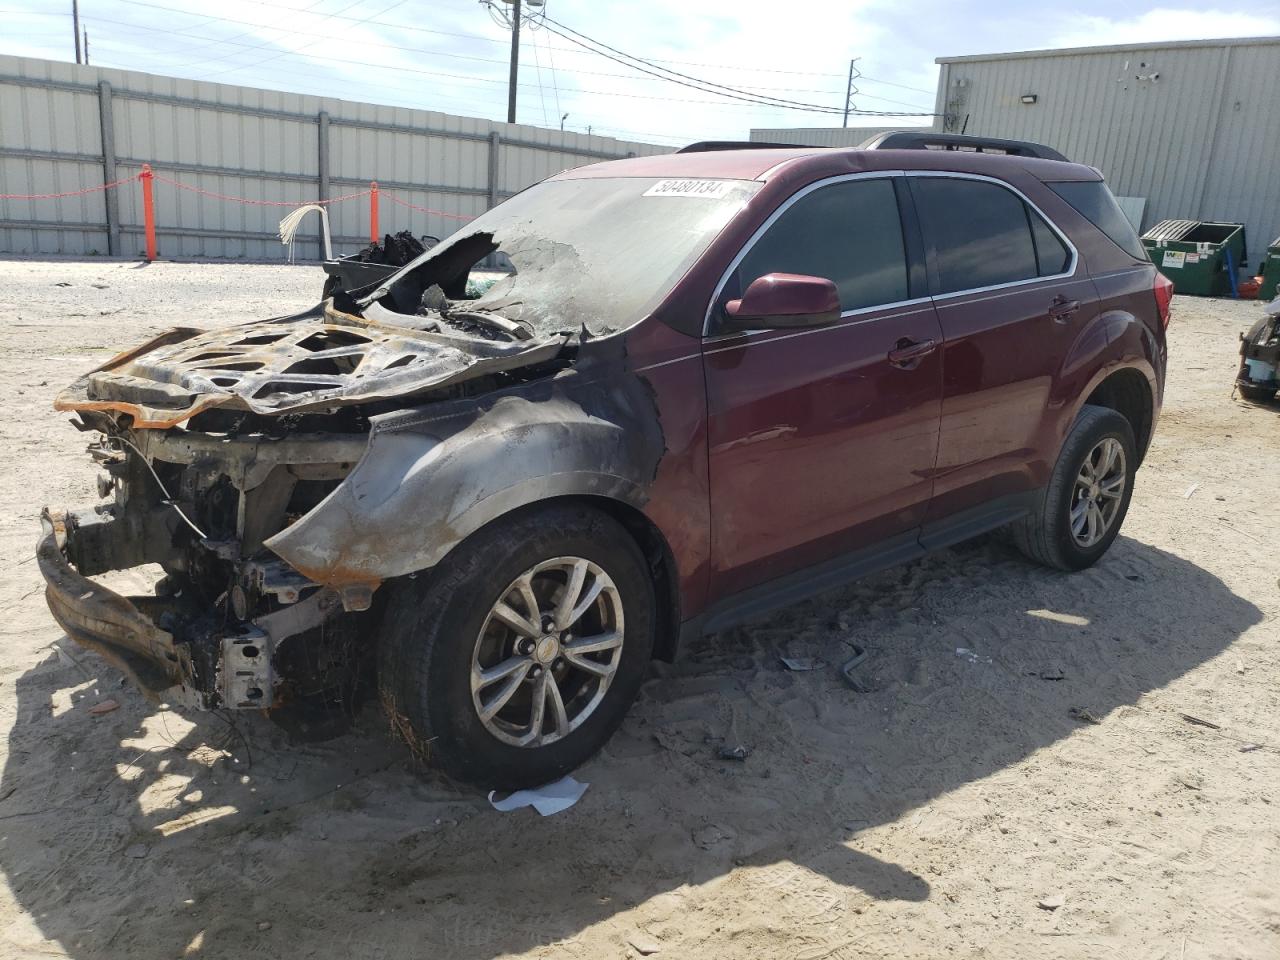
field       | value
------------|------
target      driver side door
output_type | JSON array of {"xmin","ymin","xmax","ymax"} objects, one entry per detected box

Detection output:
[{"xmin": 702, "ymin": 174, "xmax": 945, "ymax": 599}]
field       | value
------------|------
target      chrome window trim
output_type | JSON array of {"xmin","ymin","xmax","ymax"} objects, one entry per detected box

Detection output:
[
  {"xmin": 903, "ymin": 170, "xmax": 1080, "ymax": 302},
  {"xmin": 701, "ymin": 170, "xmax": 907, "ymax": 337},
  {"xmin": 1090, "ymin": 265, "xmax": 1153, "ymax": 282},
  {"xmin": 703, "ymin": 303, "xmax": 936, "ymax": 354},
  {"xmin": 701, "ymin": 168, "xmax": 1081, "ymax": 338}
]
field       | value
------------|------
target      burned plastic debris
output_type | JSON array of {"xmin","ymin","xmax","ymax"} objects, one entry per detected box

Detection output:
[
  {"xmin": 322, "ymin": 231, "xmax": 440, "ymax": 298},
  {"xmin": 355, "ymin": 230, "xmax": 440, "ymax": 267}
]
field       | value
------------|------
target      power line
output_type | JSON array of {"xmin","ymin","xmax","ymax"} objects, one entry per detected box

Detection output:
[
  {"xmin": 538, "ymin": 29, "xmax": 846, "ymax": 114},
  {"xmin": 185, "ymin": 0, "xmax": 337, "ymax": 62},
  {"xmin": 40, "ymin": 0, "xmax": 936, "ymax": 101},
  {"xmin": 82, "ymin": 0, "xmax": 928, "ymax": 102},
  {"xmin": 544, "ymin": 28, "xmax": 563, "ymax": 122},
  {"xmin": 536, "ymin": 16, "xmax": 847, "ymax": 115},
  {"xmin": 7, "ymin": 5, "xmax": 942, "ymax": 104},
  {"xmin": 78, "ymin": 29, "xmax": 854, "ymax": 116},
  {"xmin": 530, "ymin": 16, "xmax": 548, "ymax": 126},
  {"xmin": 64, "ymin": 10, "xmax": 865, "ymax": 114},
  {"xmin": 5, "ymin": 3, "xmax": 938, "ymax": 118},
  {"xmin": 199, "ymin": 0, "xmax": 412, "ymax": 77},
  {"xmin": 176, "ymin": 0, "xmax": 398, "ymax": 71},
  {"xmin": 540, "ymin": 14, "xmax": 936, "ymax": 116},
  {"xmin": 536, "ymin": 14, "xmax": 935, "ymax": 116}
]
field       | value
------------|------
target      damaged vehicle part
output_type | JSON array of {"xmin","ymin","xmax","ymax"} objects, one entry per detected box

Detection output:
[
  {"xmin": 41, "ymin": 147, "xmax": 1166, "ymax": 789},
  {"xmin": 54, "ymin": 307, "xmax": 567, "ymax": 426},
  {"xmin": 320, "ymin": 229, "xmax": 440, "ymax": 298},
  {"xmin": 1237, "ymin": 296, "xmax": 1280, "ymax": 402}
]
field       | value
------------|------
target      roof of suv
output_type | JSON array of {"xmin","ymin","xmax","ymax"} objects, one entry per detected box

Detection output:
[{"xmin": 556, "ymin": 146, "xmax": 1102, "ymax": 184}]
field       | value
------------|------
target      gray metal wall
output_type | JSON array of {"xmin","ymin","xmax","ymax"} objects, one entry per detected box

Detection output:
[
  {"xmin": 934, "ymin": 37, "xmax": 1280, "ymax": 261},
  {"xmin": 0, "ymin": 55, "xmax": 668, "ymax": 260},
  {"xmin": 749, "ymin": 126, "xmax": 907, "ymax": 147}
]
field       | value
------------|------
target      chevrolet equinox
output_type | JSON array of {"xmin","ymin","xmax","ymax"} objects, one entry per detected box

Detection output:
[{"xmin": 38, "ymin": 134, "xmax": 1170, "ymax": 788}]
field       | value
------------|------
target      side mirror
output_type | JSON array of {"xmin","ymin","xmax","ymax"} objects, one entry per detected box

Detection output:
[{"xmin": 721, "ymin": 273, "xmax": 841, "ymax": 332}]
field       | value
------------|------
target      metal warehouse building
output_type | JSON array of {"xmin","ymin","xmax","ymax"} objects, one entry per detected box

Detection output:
[
  {"xmin": 933, "ymin": 36, "xmax": 1280, "ymax": 266},
  {"xmin": 748, "ymin": 126, "xmax": 906, "ymax": 148}
]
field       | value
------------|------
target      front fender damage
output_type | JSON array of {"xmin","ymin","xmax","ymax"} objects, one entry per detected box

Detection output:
[{"xmin": 266, "ymin": 364, "xmax": 666, "ymax": 588}]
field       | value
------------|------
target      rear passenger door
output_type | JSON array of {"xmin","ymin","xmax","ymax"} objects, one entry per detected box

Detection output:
[{"xmin": 906, "ymin": 174, "xmax": 1098, "ymax": 528}]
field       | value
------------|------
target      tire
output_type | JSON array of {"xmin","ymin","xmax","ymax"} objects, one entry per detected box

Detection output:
[
  {"xmin": 1013, "ymin": 404, "xmax": 1137, "ymax": 571},
  {"xmin": 1238, "ymin": 382, "xmax": 1276, "ymax": 403},
  {"xmin": 378, "ymin": 503, "xmax": 655, "ymax": 789}
]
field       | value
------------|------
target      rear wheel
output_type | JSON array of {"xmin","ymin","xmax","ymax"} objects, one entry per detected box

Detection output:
[
  {"xmin": 1013, "ymin": 405, "xmax": 1137, "ymax": 571},
  {"xmin": 378, "ymin": 504, "xmax": 654, "ymax": 789}
]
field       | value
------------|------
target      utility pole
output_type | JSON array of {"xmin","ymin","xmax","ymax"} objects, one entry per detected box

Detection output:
[
  {"xmin": 842, "ymin": 58, "xmax": 856, "ymax": 128},
  {"xmin": 83, "ymin": 27, "xmax": 90, "ymax": 64},
  {"xmin": 72, "ymin": 0, "xmax": 82, "ymax": 64},
  {"xmin": 506, "ymin": 0, "xmax": 521, "ymax": 124}
]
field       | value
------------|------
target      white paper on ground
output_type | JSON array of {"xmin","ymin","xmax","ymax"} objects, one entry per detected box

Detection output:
[{"xmin": 488, "ymin": 775, "xmax": 589, "ymax": 816}]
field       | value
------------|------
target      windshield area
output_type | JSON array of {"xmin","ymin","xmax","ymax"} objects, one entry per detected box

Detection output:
[{"xmin": 360, "ymin": 176, "xmax": 761, "ymax": 340}]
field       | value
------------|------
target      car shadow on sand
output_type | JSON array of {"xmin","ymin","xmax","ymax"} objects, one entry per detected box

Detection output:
[{"xmin": 0, "ymin": 532, "xmax": 1261, "ymax": 959}]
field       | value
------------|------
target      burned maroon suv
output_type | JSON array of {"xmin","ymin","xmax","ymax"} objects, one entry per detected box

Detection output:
[{"xmin": 39, "ymin": 134, "xmax": 1170, "ymax": 788}]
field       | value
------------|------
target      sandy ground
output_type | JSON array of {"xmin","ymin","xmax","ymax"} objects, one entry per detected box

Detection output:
[{"xmin": 0, "ymin": 258, "xmax": 1276, "ymax": 960}]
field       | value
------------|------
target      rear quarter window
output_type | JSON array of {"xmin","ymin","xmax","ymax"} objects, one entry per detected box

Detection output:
[{"xmin": 1047, "ymin": 180, "xmax": 1147, "ymax": 261}]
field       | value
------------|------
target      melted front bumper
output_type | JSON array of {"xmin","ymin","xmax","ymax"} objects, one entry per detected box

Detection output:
[
  {"xmin": 36, "ymin": 508, "xmax": 319, "ymax": 711},
  {"xmin": 37, "ymin": 510, "xmax": 204, "ymax": 707}
]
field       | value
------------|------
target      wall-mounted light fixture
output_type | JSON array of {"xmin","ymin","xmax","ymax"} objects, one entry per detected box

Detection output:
[{"xmin": 1020, "ymin": 94, "xmax": 1038, "ymax": 104}]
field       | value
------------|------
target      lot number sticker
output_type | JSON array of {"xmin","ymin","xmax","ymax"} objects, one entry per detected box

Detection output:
[
  {"xmin": 1162, "ymin": 250, "xmax": 1186, "ymax": 269},
  {"xmin": 643, "ymin": 179, "xmax": 738, "ymax": 199}
]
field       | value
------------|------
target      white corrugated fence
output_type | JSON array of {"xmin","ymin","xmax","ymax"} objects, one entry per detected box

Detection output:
[{"xmin": 0, "ymin": 54, "xmax": 669, "ymax": 260}]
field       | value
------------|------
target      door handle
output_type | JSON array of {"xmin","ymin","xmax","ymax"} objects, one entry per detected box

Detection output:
[
  {"xmin": 1049, "ymin": 295, "xmax": 1080, "ymax": 322},
  {"xmin": 887, "ymin": 337, "xmax": 938, "ymax": 368}
]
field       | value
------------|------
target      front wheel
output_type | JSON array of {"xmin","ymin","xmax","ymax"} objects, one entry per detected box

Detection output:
[
  {"xmin": 1013, "ymin": 405, "xmax": 1137, "ymax": 571},
  {"xmin": 378, "ymin": 504, "xmax": 655, "ymax": 789}
]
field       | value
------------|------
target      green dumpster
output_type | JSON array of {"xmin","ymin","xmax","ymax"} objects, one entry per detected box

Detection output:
[
  {"xmin": 1260, "ymin": 235, "xmax": 1280, "ymax": 302},
  {"xmin": 1141, "ymin": 219, "xmax": 1247, "ymax": 297}
]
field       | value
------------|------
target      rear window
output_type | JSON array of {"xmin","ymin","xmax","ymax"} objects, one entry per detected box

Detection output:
[
  {"xmin": 911, "ymin": 177, "xmax": 1070, "ymax": 295},
  {"xmin": 1047, "ymin": 180, "xmax": 1147, "ymax": 261}
]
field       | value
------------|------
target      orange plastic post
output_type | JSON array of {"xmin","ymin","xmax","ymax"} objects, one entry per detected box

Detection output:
[
  {"xmin": 369, "ymin": 181, "xmax": 379, "ymax": 244},
  {"xmin": 140, "ymin": 164, "xmax": 157, "ymax": 262}
]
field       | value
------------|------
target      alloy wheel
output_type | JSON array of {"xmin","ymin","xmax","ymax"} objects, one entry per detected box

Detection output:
[
  {"xmin": 470, "ymin": 557, "xmax": 624, "ymax": 747},
  {"xmin": 1069, "ymin": 436, "xmax": 1126, "ymax": 548}
]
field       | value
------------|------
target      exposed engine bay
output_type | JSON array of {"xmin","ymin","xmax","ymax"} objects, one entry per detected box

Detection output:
[{"xmin": 39, "ymin": 229, "xmax": 580, "ymax": 728}]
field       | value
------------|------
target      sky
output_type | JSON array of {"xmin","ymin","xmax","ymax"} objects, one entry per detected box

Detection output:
[{"xmin": 3, "ymin": 0, "xmax": 1280, "ymax": 147}]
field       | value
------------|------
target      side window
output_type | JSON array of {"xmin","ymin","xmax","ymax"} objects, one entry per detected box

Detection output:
[
  {"xmin": 1048, "ymin": 179, "xmax": 1146, "ymax": 261},
  {"xmin": 731, "ymin": 178, "xmax": 909, "ymax": 313},
  {"xmin": 1030, "ymin": 209, "xmax": 1071, "ymax": 276},
  {"xmin": 912, "ymin": 178, "xmax": 1048, "ymax": 294}
]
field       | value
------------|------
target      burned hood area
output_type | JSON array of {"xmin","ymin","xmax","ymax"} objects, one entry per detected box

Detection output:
[{"xmin": 54, "ymin": 230, "xmax": 589, "ymax": 427}]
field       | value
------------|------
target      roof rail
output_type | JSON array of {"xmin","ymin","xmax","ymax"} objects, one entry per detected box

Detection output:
[
  {"xmin": 860, "ymin": 131, "xmax": 1069, "ymax": 162},
  {"xmin": 677, "ymin": 140, "xmax": 815, "ymax": 153}
]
